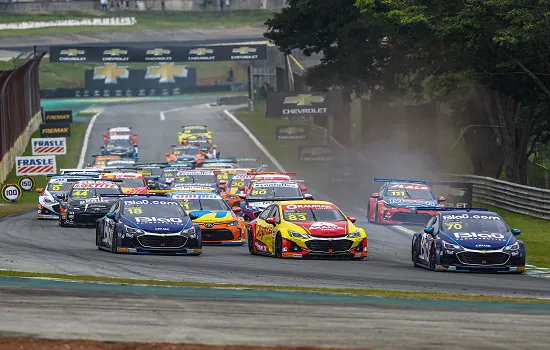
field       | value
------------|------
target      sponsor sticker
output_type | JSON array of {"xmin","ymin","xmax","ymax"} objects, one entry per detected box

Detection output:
[
  {"xmin": 32, "ymin": 137, "xmax": 67, "ymax": 155},
  {"xmin": 73, "ymin": 183, "xmax": 118, "ymax": 189},
  {"xmin": 123, "ymin": 199, "xmax": 179, "ymax": 206},
  {"xmin": 443, "ymin": 214, "xmax": 501, "ymax": 220},
  {"xmin": 283, "ymin": 204, "xmax": 336, "ymax": 210},
  {"xmin": 254, "ymin": 182, "xmax": 298, "ymax": 188},
  {"xmin": 177, "ymin": 170, "xmax": 215, "ymax": 175},
  {"xmin": 16, "ymin": 156, "xmax": 56, "ymax": 176},
  {"xmin": 135, "ymin": 216, "xmax": 185, "ymax": 224}
]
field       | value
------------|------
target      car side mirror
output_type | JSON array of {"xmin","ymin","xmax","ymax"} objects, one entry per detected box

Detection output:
[
  {"xmin": 265, "ymin": 217, "xmax": 276, "ymax": 225},
  {"xmin": 347, "ymin": 216, "xmax": 356, "ymax": 223},
  {"xmin": 304, "ymin": 193, "xmax": 314, "ymax": 200},
  {"xmin": 189, "ymin": 213, "xmax": 199, "ymax": 220},
  {"xmin": 371, "ymin": 193, "xmax": 379, "ymax": 198},
  {"xmin": 299, "ymin": 185, "xmax": 308, "ymax": 191},
  {"xmin": 165, "ymin": 153, "xmax": 170, "ymax": 157},
  {"xmin": 102, "ymin": 133, "xmax": 107, "ymax": 137},
  {"xmin": 232, "ymin": 206, "xmax": 241, "ymax": 213},
  {"xmin": 36, "ymin": 188, "xmax": 44, "ymax": 194},
  {"xmin": 238, "ymin": 186, "xmax": 245, "ymax": 191},
  {"xmin": 424, "ymin": 227, "xmax": 435, "ymax": 235},
  {"xmin": 106, "ymin": 212, "xmax": 116, "ymax": 219},
  {"xmin": 437, "ymin": 196, "xmax": 446, "ymax": 202},
  {"xmin": 213, "ymin": 144, "xmax": 218, "ymax": 148},
  {"xmin": 511, "ymin": 228, "xmax": 521, "ymax": 236},
  {"xmin": 239, "ymin": 194, "xmax": 247, "ymax": 199}
]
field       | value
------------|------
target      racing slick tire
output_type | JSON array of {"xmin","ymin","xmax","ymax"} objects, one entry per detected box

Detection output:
[
  {"xmin": 274, "ymin": 233, "xmax": 283, "ymax": 258},
  {"xmin": 59, "ymin": 216, "xmax": 68, "ymax": 227},
  {"xmin": 368, "ymin": 202, "xmax": 379, "ymax": 224},
  {"xmin": 96, "ymin": 223, "xmax": 102, "ymax": 250},
  {"xmin": 428, "ymin": 245, "xmax": 437, "ymax": 271},
  {"xmin": 216, "ymin": 151, "xmax": 220, "ymax": 159},
  {"xmin": 367, "ymin": 202, "xmax": 373, "ymax": 223},
  {"xmin": 412, "ymin": 240, "xmax": 420, "ymax": 267},
  {"xmin": 247, "ymin": 227, "xmax": 255, "ymax": 254},
  {"xmin": 111, "ymin": 229, "xmax": 118, "ymax": 253}
]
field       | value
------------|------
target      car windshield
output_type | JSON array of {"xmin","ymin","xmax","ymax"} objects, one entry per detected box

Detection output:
[
  {"xmin": 184, "ymin": 126, "xmax": 207, "ymax": 133},
  {"xmin": 385, "ymin": 186, "xmax": 435, "ymax": 200},
  {"xmin": 441, "ymin": 214, "xmax": 509, "ymax": 233},
  {"xmin": 107, "ymin": 139, "xmax": 131, "ymax": 148},
  {"xmin": 173, "ymin": 148, "xmax": 198, "ymax": 155},
  {"xmin": 282, "ymin": 208, "xmax": 346, "ymax": 222},
  {"xmin": 174, "ymin": 174, "xmax": 216, "ymax": 184},
  {"xmin": 177, "ymin": 197, "xmax": 230, "ymax": 211},
  {"xmin": 69, "ymin": 184, "xmax": 121, "ymax": 198},
  {"xmin": 110, "ymin": 130, "xmax": 131, "ymax": 136},
  {"xmin": 229, "ymin": 177, "xmax": 252, "ymax": 188},
  {"xmin": 47, "ymin": 181, "xmax": 74, "ymax": 193},
  {"xmin": 248, "ymin": 183, "xmax": 302, "ymax": 199},
  {"xmin": 120, "ymin": 178, "xmax": 145, "ymax": 187},
  {"xmin": 123, "ymin": 201, "xmax": 185, "ymax": 218},
  {"xmin": 161, "ymin": 169, "xmax": 178, "ymax": 178}
]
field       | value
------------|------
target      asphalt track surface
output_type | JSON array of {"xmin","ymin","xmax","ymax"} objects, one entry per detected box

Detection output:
[{"xmin": 1, "ymin": 97, "xmax": 549, "ymax": 299}]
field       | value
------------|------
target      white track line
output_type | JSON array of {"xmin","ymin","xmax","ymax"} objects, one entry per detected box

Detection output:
[
  {"xmin": 223, "ymin": 109, "xmax": 286, "ymax": 172},
  {"xmin": 77, "ymin": 112, "xmax": 101, "ymax": 169},
  {"xmin": 160, "ymin": 104, "xmax": 211, "ymax": 120},
  {"xmin": 392, "ymin": 225, "xmax": 416, "ymax": 236}
]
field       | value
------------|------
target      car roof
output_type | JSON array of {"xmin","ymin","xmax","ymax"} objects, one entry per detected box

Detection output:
[{"xmin": 252, "ymin": 180, "xmax": 298, "ymax": 185}]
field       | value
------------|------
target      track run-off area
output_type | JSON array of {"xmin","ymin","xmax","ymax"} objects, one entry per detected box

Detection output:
[{"xmin": 1, "ymin": 97, "xmax": 550, "ymax": 349}]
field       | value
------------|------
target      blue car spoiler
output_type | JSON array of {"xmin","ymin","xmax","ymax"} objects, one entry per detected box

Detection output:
[
  {"xmin": 48, "ymin": 173, "xmax": 101, "ymax": 178},
  {"xmin": 374, "ymin": 178, "xmax": 427, "ymax": 184},
  {"xmin": 414, "ymin": 207, "xmax": 488, "ymax": 212}
]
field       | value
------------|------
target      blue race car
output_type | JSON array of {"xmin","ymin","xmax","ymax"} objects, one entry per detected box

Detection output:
[
  {"xmin": 412, "ymin": 208, "xmax": 525, "ymax": 273},
  {"xmin": 101, "ymin": 138, "xmax": 138, "ymax": 158},
  {"xmin": 95, "ymin": 195, "xmax": 202, "ymax": 255}
]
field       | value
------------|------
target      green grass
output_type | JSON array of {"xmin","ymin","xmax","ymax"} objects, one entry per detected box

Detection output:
[
  {"xmin": 0, "ymin": 60, "xmax": 248, "ymax": 89},
  {"xmin": 472, "ymin": 203, "xmax": 550, "ymax": 268},
  {"xmin": 0, "ymin": 121, "xmax": 89, "ymax": 216},
  {"xmin": 0, "ymin": 10, "xmax": 271, "ymax": 37},
  {"xmin": 0, "ymin": 269, "xmax": 547, "ymax": 304}
]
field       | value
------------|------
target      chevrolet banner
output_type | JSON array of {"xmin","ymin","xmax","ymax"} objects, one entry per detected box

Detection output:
[
  {"xmin": 49, "ymin": 44, "xmax": 268, "ymax": 62},
  {"xmin": 298, "ymin": 145, "xmax": 334, "ymax": 163},
  {"xmin": 40, "ymin": 122, "xmax": 71, "ymax": 137},
  {"xmin": 276, "ymin": 125, "xmax": 309, "ymax": 140},
  {"xmin": 43, "ymin": 110, "xmax": 73, "ymax": 123},
  {"xmin": 266, "ymin": 91, "xmax": 342, "ymax": 118}
]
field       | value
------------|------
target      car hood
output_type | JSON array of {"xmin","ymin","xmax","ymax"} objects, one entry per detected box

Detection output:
[
  {"xmin": 68, "ymin": 197, "xmax": 115, "ymax": 207},
  {"xmin": 441, "ymin": 231, "xmax": 513, "ymax": 249},
  {"xmin": 122, "ymin": 215, "xmax": 192, "ymax": 233},
  {"xmin": 247, "ymin": 201, "xmax": 273, "ymax": 210},
  {"xmin": 383, "ymin": 198, "xmax": 439, "ymax": 207},
  {"xmin": 292, "ymin": 221, "xmax": 348, "ymax": 237},
  {"xmin": 189, "ymin": 210, "xmax": 235, "ymax": 223}
]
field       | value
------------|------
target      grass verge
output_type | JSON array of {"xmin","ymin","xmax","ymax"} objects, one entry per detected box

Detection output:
[
  {"xmin": 0, "ymin": 60, "xmax": 248, "ymax": 89},
  {"xmin": 0, "ymin": 269, "xmax": 547, "ymax": 304},
  {"xmin": 0, "ymin": 120, "xmax": 89, "ymax": 216},
  {"xmin": 0, "ymin": 11, "xmax": 271, "ymax": 37}
]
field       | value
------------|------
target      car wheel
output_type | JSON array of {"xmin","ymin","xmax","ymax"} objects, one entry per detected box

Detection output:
[
  {"xmin": 247, "ymin": 227, "xmax": 255, "ymax": 254},
  {"xmin": 373, "ymin": 203, "xmax": 380, "ymax": 224},
  {"xmin": 412, "ymin": 240, "xmax": 419, "ymax": 267},
  {"xmin": 111, "ymin": 230, "xmax": 118, "ymax": 253},
  {"xmin": 274, "ymin": 234, "xmax": 283, "ymax": 258},
  {"xmin": 429, "ymin": 245, "xmax": 436, "ymax": 270},
  {"xmin": 367, "ymin": 202, "xmax": 373, "ymax": 222},
  {"xmin": 59, "ymin": 216, "xmax": 67, "ymax": 227},
  {"xmin": 96, "ymin": 224, "xmax": 102, "ymax": 249}
]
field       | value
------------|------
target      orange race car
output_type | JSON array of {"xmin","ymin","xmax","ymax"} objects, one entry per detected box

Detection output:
[
  {"xmin": 101, "ymin": 172, "xmax": 148, "ymax": 194},
  {"xmin": 88, "ymin": 155, "xmax": 121, "ymax": 169}
]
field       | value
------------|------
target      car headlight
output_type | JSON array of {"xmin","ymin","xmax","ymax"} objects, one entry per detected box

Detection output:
[
  {"xmin": 442, "ymin": 240, "xmax": 461, "ymax": 250},
  {"xmin": 504, "ymin": 242, "xmax": 519, "ymax": 251},
  {"xmin": 124, "ymin": 224, "xmax": 143, "ymax": 235},
  {"xmin": 227, "ymin": 220, "xmax": 240, "ymax": 226},
  {"xmin": 181, "ymin": 226, "xmax": 197, "ymax": 238},
  {"xmin": 347, "ymin": 230, "xmax": 362, "ymax": 238},
  {"xmin": 288, "ymin": 231, "xmax": 310, "ymax": 239},
  {"xmin": 43, "ymin": 196, "xmax": 57, "ymax": 204}
]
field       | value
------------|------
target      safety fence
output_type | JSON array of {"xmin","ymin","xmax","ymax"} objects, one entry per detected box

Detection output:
[
  {"xmin": 0, "ymin": 52, "xmax": 46, "ymax": 184},
  {"xmin": 451, "ymin": 174, "xmax": 550, "ymax": 220}
]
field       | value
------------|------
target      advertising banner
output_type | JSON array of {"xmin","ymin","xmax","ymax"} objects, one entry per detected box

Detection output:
[
  {"xmin": 49, "ymin": 45, "xmax": 268, "ymax": 63},
  {"xmin": 266, "ymin": 91, "xmax": 343, "ymax": 118},
  {"xmin": 32, "ymin": 137, "xmax": 67, "ymax": 155},
  {"xmin": 298, "ymin": 145, "xmax": 334, "ymax": 163},
  {"xmin": 16, "ymin": 156, "xmax": 57, "ymax": 176},
  {"xmin": 276, "ymin": 125, "xmax": 309, "ymax": 140},
  {"xmin": 40, "ymin": 122, "xmax": 71, "ymax": 137},
  {"xmin": 44, "ymin": 110, "xmax": 73, "ymax": 123}
]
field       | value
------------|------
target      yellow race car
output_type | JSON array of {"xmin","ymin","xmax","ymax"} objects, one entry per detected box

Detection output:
[
  {"xmin": 248, "ymin": 200, "xmax": 368, "ymax": 259},
  {"xmin": 178, "ymin": 125, "xmax": 212, "ymax": 144}
]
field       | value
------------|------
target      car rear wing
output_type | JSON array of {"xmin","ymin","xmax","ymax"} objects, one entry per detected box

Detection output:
[
  {"xmin": 60, "ymin": 168, "xmax": 104, "ymax": 173},
  {"xmin": 149, "ymin": 189, "xmax": 212, "ymax": 194},
  {"xmin": 374, "ymin": 178, "xmax": 427, "ymax": 184},
  {"xmin": 201, "ymin": 157, "xmax": 260, "ymax": 164},
  {"xmin": 247, "ymin": 171, "xmax": 297, "ymax": 177},
  {"xmin": 415, "ymin": 207, "xmax": 488, "ymax": 212},
  {"xmin": 48, "ymin": 173, "xmax": 101, "ymax": 178}
]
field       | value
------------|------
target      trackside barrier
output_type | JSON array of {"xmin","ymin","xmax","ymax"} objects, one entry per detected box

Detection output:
[
  {"xmin": 451, "ymin": 174, "xmax": 550, "ymax": 220},
  {"xmin": 0, "ymin": 52, "xmax": 46, "ymax": 184}
]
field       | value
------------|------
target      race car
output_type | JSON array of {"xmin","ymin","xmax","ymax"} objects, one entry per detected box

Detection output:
[
  {"xmin": 165, "ymin": 145, "xmax": 199, "ymax": 163},
  {"xmin": 166, "ymin": 192, "xmax": 245, "ymax": 245},
  {"xmin": 367, "ymin": 178, "xmax": 445, "ymax": 225},
  {"xmin": 36, "ymin": 174, "xmax": 99, "ymax": 219},
  {"xmin": 95, "ymin": 195, "xmax": 202, "ymax": 255},
  {"xmin": 178, "ymin": 125, "xmax": 212, "ymax": 144},
  {"xmin": 101, "ymin": 138, "xmax": 138, "ymax": 158},
  {"xmin": 412, "ymin": 208, "xmax": 525, "ymax": 273},
  {"xmin": 248, "ymin": 200, "xmax": 367, "ymax": 259},
  {"xmin": 58, "ymin": 180, "xmax": 122, "ymax": 227},
  {"xmin": 239, "ymin": 180, "xmax": 313, "ymax": 221},
  {"xmin": 167, "ymin": 170, "xmax": 219, "ymax": 192},
  {"xmin": 88, "ymin": 155, "xmax": 121, "ymax": 168},
  {"xmin": 101, "ymin": 172, "xmax": 148, "ymax": 194},
  {"xmin": 103, "ymin": 127, "xmax": 137, "ymax": 145}
]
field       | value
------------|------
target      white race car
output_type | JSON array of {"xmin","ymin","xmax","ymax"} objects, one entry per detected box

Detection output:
[{"xmin": 36, "ymin": 177, "xmax": 81, "ymax": 219}]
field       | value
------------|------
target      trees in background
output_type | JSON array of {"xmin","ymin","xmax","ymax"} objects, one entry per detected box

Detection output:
[{"xmin": 265, "ymin": 0, "xmax": 550, "ymax": 184}]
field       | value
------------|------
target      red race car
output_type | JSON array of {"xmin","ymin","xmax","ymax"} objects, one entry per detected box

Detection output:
[
  {"xmin": 101, "ymin": 172, "xmax": 148, "ymax": 194},
  {"xmin": 103, "ymin": 127, "xmax": 137, "ymax": 145},
  {"xmin": 367, "ymin": 178, "xmax": 445, "ymax": 225}
]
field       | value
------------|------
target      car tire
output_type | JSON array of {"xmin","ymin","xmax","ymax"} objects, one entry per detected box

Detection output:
[
  {"xmin": 247, "ymin": 227, "xmax": 255, "ymax": 254},
  {"xmin": 429, "ymin": 245, "xmax": 436, "ymax": 270},
  {"xmin": 412, "ymin": 240, "xmax": 419, "ymax": 267},
  {"xmin": 59, "ymin": 217, "xmax": 67, "ymax": 227},
  {"xmin": 96, "ymin": 224, "xmax": 102, "ymax": 249},
  {"xmin": 367, "ymin": 202, "xmax": 373, "ymax": 222},
  {"xmin": 373, "ymin": 203, "xmax": 380, "ymax": 224},
  {"xmin": 111, "ymin": 230, "xmax": 118, "ymax": 253},
  {"xmin": 274, "ymin": 234, "xmax": 283, "ymax": 258}
]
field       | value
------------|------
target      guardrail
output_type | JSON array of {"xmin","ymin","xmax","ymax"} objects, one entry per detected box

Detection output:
[
  {"xmin": 451, "ymin": 174, "xmax": 550, "ymax": 220},
  {"xmin": 0, "ymin": 51, "xmax": 45, "ymax": 184}
]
